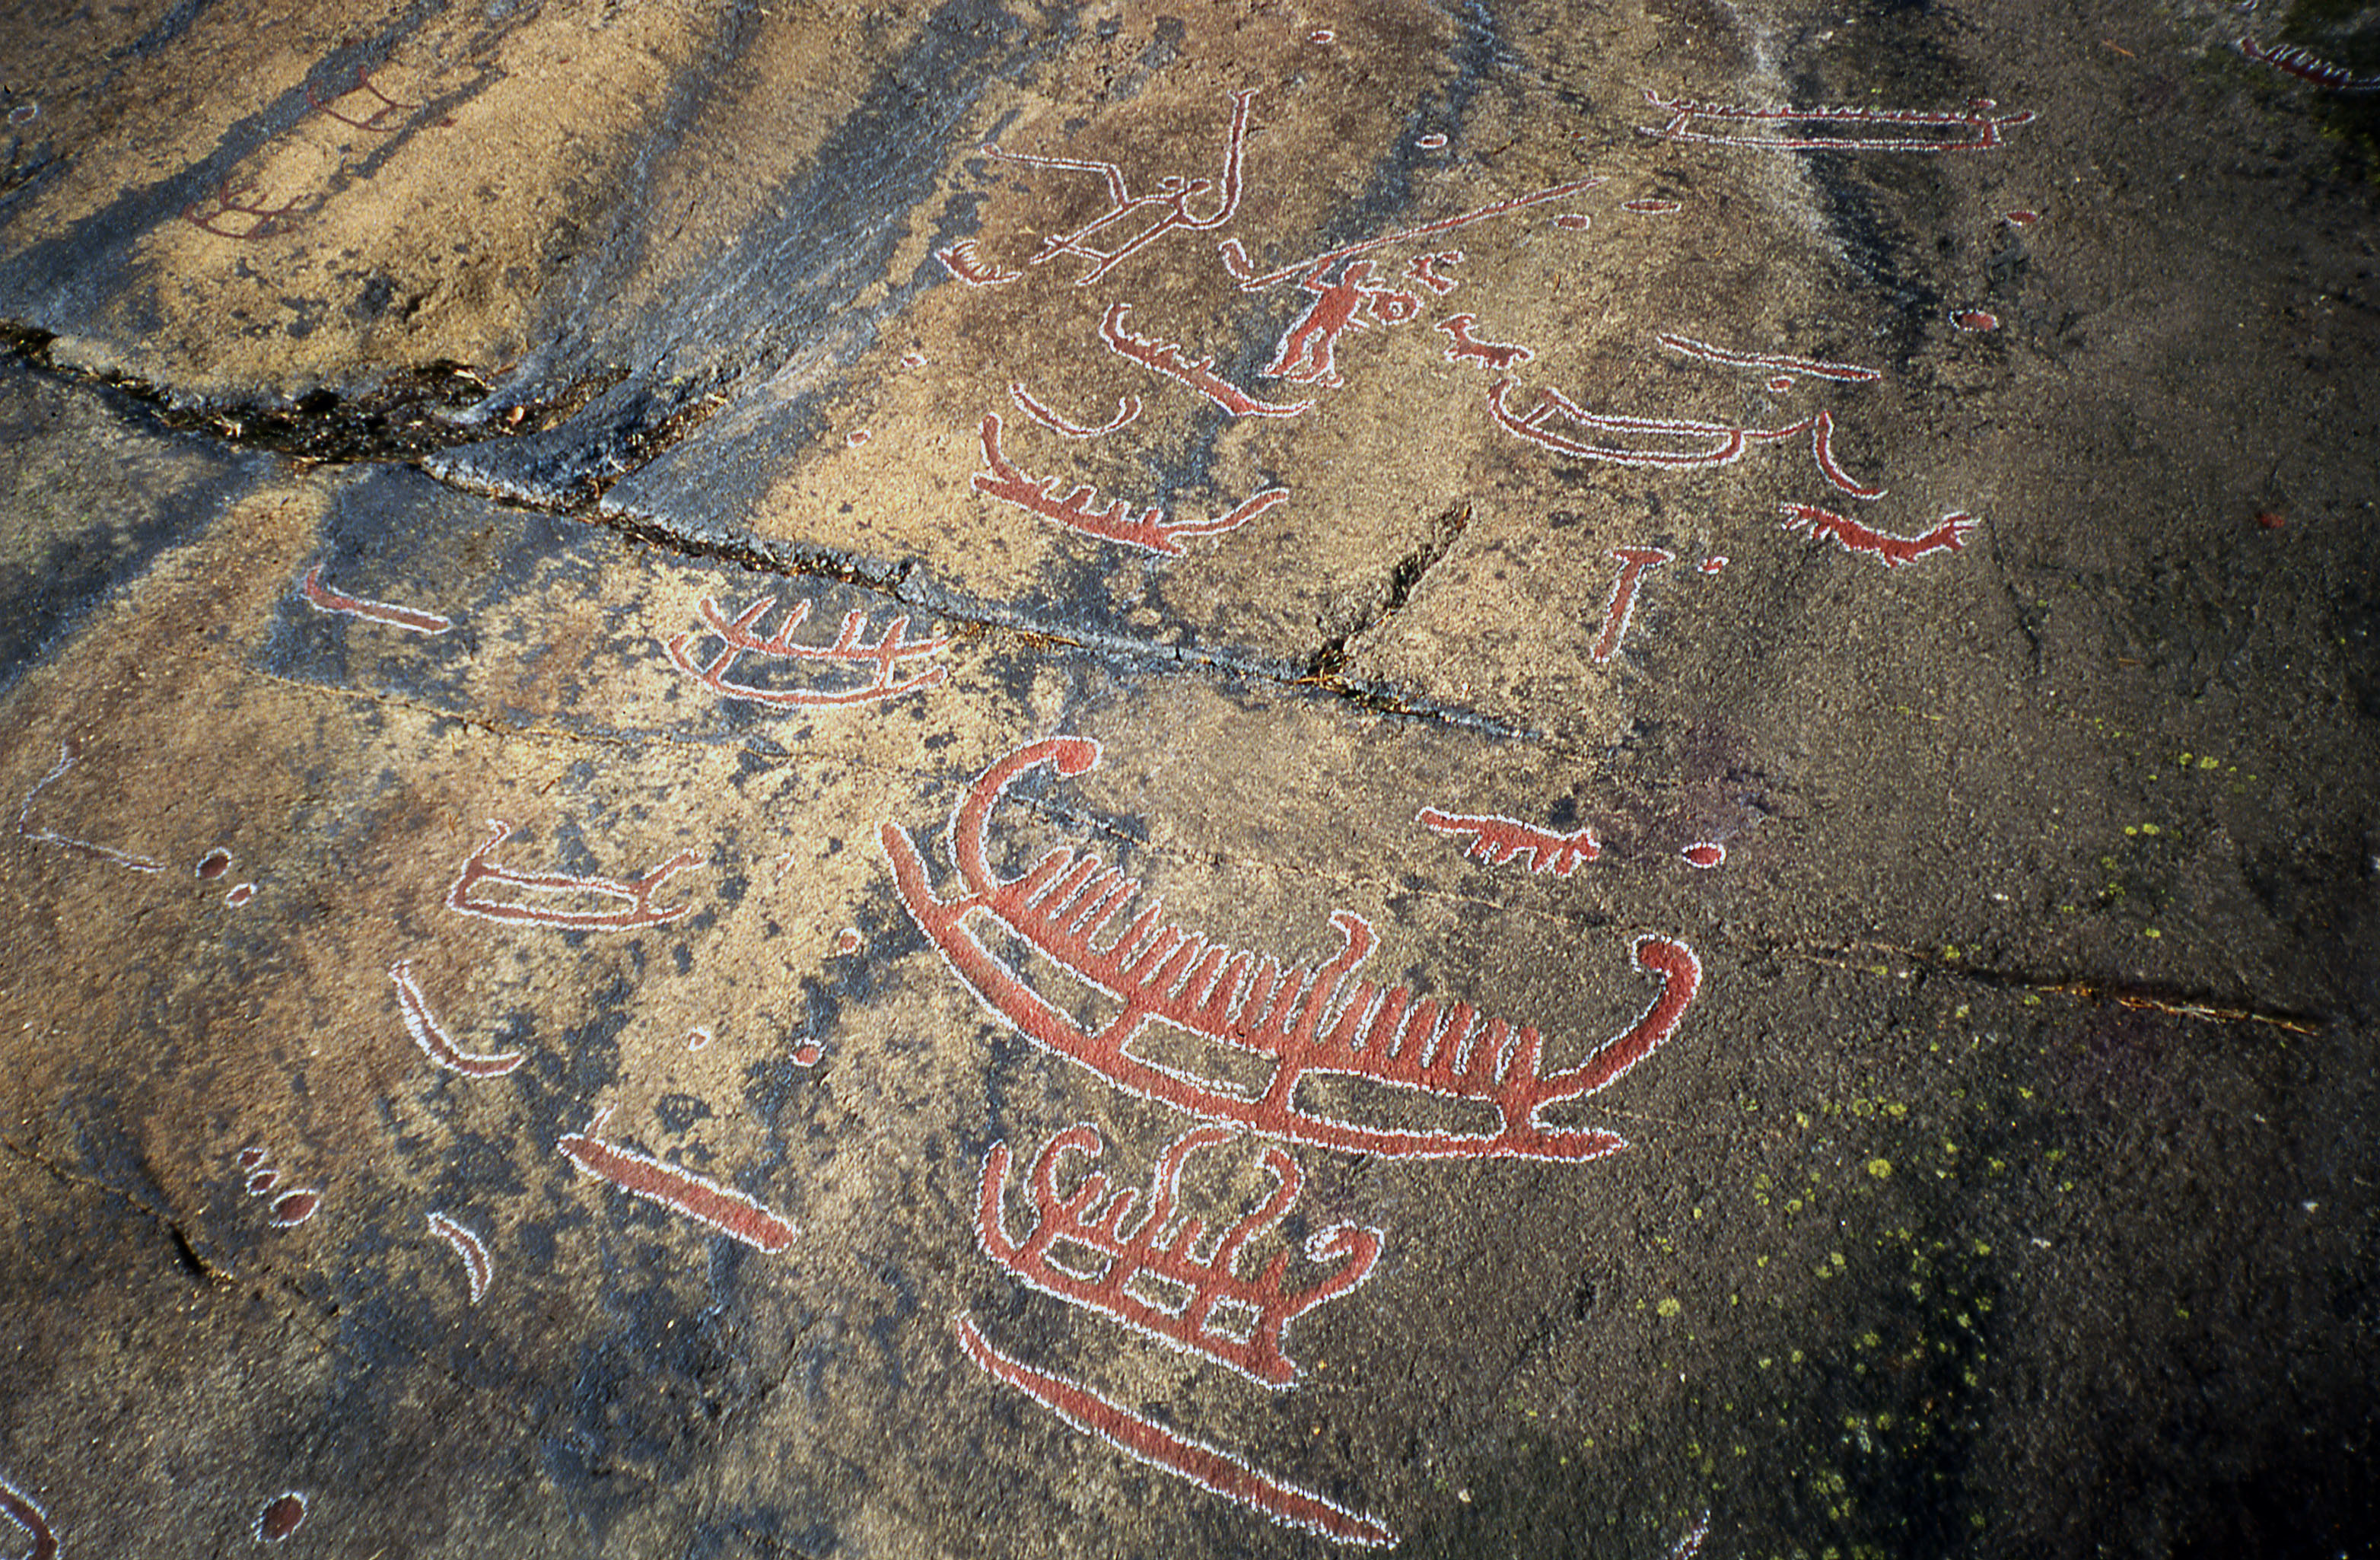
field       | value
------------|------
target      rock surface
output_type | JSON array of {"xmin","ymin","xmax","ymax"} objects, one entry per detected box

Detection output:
[{"xmin": 2, "ymin": 0, "xmax": 2377, "ymax": 1555}]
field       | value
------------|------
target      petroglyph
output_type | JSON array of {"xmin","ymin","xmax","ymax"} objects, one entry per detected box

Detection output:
[
  {"xmin": 953, "ymin": 1313, "xmax": 1395, "ymax": 1546},
  {"xmin": 977, "ymin": 1123, "xmax": 1380, "ymax": 1388},
  {"xmin": 883, "ymin": 739, "xmax": 1701, "ymax": 1161}
]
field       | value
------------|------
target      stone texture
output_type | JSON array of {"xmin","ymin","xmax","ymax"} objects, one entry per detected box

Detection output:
[{"xmin": 2, "ymin": 1, "xmax": 2377, "ymax": 1555}]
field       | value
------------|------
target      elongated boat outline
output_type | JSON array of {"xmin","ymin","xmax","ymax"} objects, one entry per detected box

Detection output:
[
  {"xmin": 881, "ymin": 738, "xmax": 1701, "ymax": 1161},
  {"xmin": 953, "ymin": 1311, "xmax": 1395, "ymax": 1546}
]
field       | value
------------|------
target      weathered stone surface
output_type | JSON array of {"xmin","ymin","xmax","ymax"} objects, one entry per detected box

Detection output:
[{"xmin": 2, "ymin": 0, "xmax": 2377, "ymax": 1555}]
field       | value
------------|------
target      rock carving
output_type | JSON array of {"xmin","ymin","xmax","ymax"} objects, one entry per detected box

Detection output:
[
  {"xmin": 881, "ymin": 738, "xmax": 1701, "ymax": 1162},
  {"xmin": 977, "ymin": 1123, "xmax": 1381, "ymax": 1388}
]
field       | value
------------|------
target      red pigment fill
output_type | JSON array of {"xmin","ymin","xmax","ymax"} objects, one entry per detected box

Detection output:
[
  {"xmin": 559, "ymin": 1119, "xmax": 797, "ymax": 1252},
  {"xmin": 1417, "ymin": 133, "xmax": 1447, "ymax": 148},
  {"xmin": 2004, "ymin": 209, "xmax": 2038, "ymax": 226},
  {"xmin": 1952, "ymin": 310, "xmax": 1998, "ymax": 332},
  {"xmin": 1700, "ymin": 556, "xmax": 1728, "ymax": 574},
  {"xmin": 978, "ymin": 1124, "xmax": 1381, "ymax": 1388},
  {"xmin": 197, "ymin": 848, "xmax": 232, "ymax": 880},
  {"xmin": 247, "ymin": 1169, "xmax": 280, "ymax": 1195},
  {"xmin": 1308, "ymin": 28, "xmax": 1334, "ymax": 41},
  {"xmin": 953, "ymin": 1313, "xmax": 1395, "ymax": 1545},
  {"xmin": 257, "ymin": 1492, "xmax": 307, "ymax": 1541},
  {"xmin": 1682, "ymin": 843, "xmax": 1726, "ymax": 868},
  {"xmin": 226, "ymin": 883, "xmax": 257, "ymax": 906},
  {"xmin": 847, "ymin": 430, "xmax": 870, "ymax": 447},
  {"xmin": 882, "ymin": 738, "xmax": 1703, "ymax": 1163},
  {"xmin": 793, "ymin": 1043, "xmax": 823, "ymax": 1065},
  {"xmin": 0, "ymin": 1477, "xmax": 56, "ymax": 1560},
  {"xmin": 271, "ymin": 1190, "xmax": 320, "ymax": 1226},
  {"xmin": 2255, "ymin": 511, "xmax": 2286, "ymax": 530},
  {"xmin": 238, "ymin": 1146, "xmax": 268, "ymax": 1170},
  {"xmin": 833, "ymin": 928, "xmax": 863, "ymax": 955},
  {"xmin": 685, "ymin": 1028, "xmax": 711, "ymax": 1052},
  {"xmin": 1621, "ymin": 198, "xmax": 1683, "ymax": 213},
  {"xmin": 1553, "ymin": 213, "xmax": 1590, "ymax": 229}
]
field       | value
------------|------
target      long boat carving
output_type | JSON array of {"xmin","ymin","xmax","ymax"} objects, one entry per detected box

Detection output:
[{"xmin": 880, "ymin": 738, "xmax": 1701, "ymax": 1162}]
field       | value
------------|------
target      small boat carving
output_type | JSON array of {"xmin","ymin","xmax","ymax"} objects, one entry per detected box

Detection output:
[{"xmin": 880, "ymin": 738, "xmax": 1701, "ymax": 1162}]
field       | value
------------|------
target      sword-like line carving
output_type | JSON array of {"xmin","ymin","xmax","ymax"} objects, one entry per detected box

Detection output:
[
  {"xmin": 881, "ymin": 739, "xmax": 1701, "ymax": 1162},
  {"xmin": 973, "ymin": 415, "xmax": 1288, "ymax": 556},
  {"xmin": 953, "ymin": 1312, "xmax": 1396, "ymax": 1546},
  {"xmin": 978, "ymin": 1123, "xmax": 1380, "ymax": 1388},
  {"xmin": 445, "ymin": 820, "xmax": 699, "ymax": 930},
  {"xmin": 558, "ymin": 1108, "xmax": 797, "ymax": 1252},
  {"xmin": 663, "ymin": 594, "xmax": 951, "ymax": 707},
  {"xmin": 301, "ymin": 562, "xmax": 453, "ymax": 635}
]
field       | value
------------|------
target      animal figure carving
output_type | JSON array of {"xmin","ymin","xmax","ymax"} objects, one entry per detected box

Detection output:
[{"xmin": 882, "ymin": 739, "xmax": 1701, "ymax": 1161}]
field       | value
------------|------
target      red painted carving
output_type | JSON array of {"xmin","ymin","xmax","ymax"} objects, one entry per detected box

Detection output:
[
  {"xmin": 1779, "ymin": 504, "xmax": 1974, "ymax": 568},
  {"xmin": 1261, "ymin": 260, "xmax": 1411, "ymax": 387},
  {"xmin": 1405, "ymin": 251, "xmax": 1464, "ymax": 294},
  {"xmin": 390, "ymin": 960, "xmax": 525, "ymax": 1077},
  {"xmin": 973, "ymin": 414, "xmax": 1287, "ymax": 556},
  {"xmin": 935, "ymin": 239, "xmax": 1023, "ymax": 287},
  {"xmin": 0, "ymin": 1480, "xmax": 55, "ymax": 1560},
  {"xmin": 445, "ymin": 820, "xmax": 699, "ymax": 931},
  {"xmin": 18, "ymin": 740, "xmax": 164, "ymax": 874},
  {"xmin": 1098, "ymin": 303, "xmax": 1314, "ymax": 418},
  {"xmin": 880, "ymin": 739, "xmax": 1701, "ymax": 1162},
  {"xmin": 1682, "ymin": 842, "xmax": 1726, "ymax": 869},
  {"xmin": 2241, "ymin": 36, "xmax": 2380, "ymax": 91},
  {"xmin": 181, "ymin": 177, "xmax": 306, "ymax": 239},
  {"xmin": 427, "ymin": 1210, "xmax": 492, "ymax": 1303},
  {"xmin": 1217, "ymin": 177, "xmax": 1605, "ymax": 291},
  {"xmin": 1638, "ymin": 90, "xmax": 2037, "ymax": 151},
  {"xmin": 664, "ymin": 594, "xmax": 951, "ymax": 707},
  {"xmin": 1621, "ymin": 197, "xmax": 1684, "ymax": 214},
  {"xmin": 982, "ymin": 90, "xmax": 1255, "ymax": 285},
  {"xmin": 1486, "ymin": 379, "xmax": 1885, "ymax": 498},
  {"xmin": 255, "ymin": 1492, "xmax": 308, "ymax": 1543},
  {"xmin": 1656, "ymin": 331, "xmax": 1880, "ymax": 384},
  {"xmin": 1416, "ymin": 808, "xmax": 1599, "ymax": 876},
  {"xmin": 306, "ymin": 65, "xmax": 417, "ymax": 132},
  {"xmin": 558, "ymin": 1108, "xmax": 797, "ymax": 1252},
  {"xmin": 301, "ymin": 562, "xmax": 453, "ymax": 635},
  {"xmin": 953, "ymin": 1312, "xmax": 1396, "ymax": 1547},
  {"xmin": 1951, "ymin": 309, "xmax": 1999, "ymax": 333},
  {"xmin": 978, "ymin": 1123, "xmax": 1380, "ymax": 1389},
  {"xmin": 1593, "ymin": 546, "xmax": 1673, "ymax": 664},
  {"xmin": 1010, "ymin": 383, "xmax": 1144, "ymax": 438},
  {"xmin": 236, "ymin": 1145, "xmax": 320, "ymax": 1226},
  {"xmin": 1552, "ymin": 212, "xmax": 1591, "ymax": 230},
  {"xmin": 1435, "ymin": 314, "xmax": 1534, "ymax": 369}
]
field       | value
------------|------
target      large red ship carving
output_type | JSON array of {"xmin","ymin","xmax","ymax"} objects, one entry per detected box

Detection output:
[{"xmin": 881, "ymin": 739, "xmax": 1701, "ymax": 1161}]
